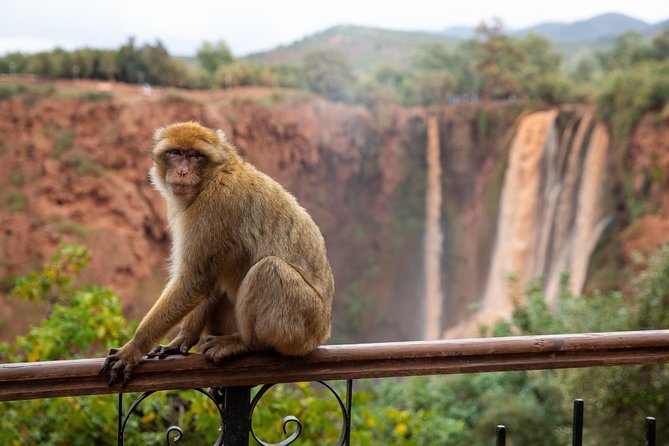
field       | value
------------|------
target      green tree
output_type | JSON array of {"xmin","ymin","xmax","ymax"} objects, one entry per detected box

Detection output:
[
  {"xmin": 268, "ymin": 61, "xmax": 306, "ymax": 89},
  {"xmin": 651, "ymin": 29, "xmax": 669, "ymax": 61},
  {"xmin": 489, "ymin": 244, "xmax": 669, "ymax": 444},
  {"xmin": 197, "ymin": 40, "xmax": 233, "ymax": 73},
  {"xmin": 1, "ymin": 244, "xmax": 132, "ymax": 362},
  {"xmin": 213, "ymin": 60, "xmax": 275, "ymax": 88},
  {"xmin": 597, "ymin": 31, "xmax": 652, "ymax": 70},
  {"xmin": 597, "ymin": 60, "xmax": 669, "ymax": 149},
  {"xmin": 196, "ymin": 40, "xmax": 233, "ymax": 85},
  {"xmin": 96, "ymin": 50, "xmax": 119, "ymax": 80},
  {"xmin": 303, "ymin": 48, "xmax": 355, "ymax": 101},
  {"xmin": 116, "ymin": 37, "xmax": 143, "ymax": 83},
  {"xmin": 515, "ymin": 32, "xmax": 571, "ymax": 102},
  {"xmin": 415, "ymin": 69, "xmax": 456, "ymax": 105},
  {"xmin": 355, "ymin": 64, "xmax": 415, "ymax": 106},
  {"xmin": 137, "ymin": 40, "xmax": 173, "ymax": 85},
  {"xmin": 71, "ymin": 48, "xmax": 97, "ymax": 79},
  {"xmin": 473, "ymin": 19, "xmax": 524, "ymax": 100},
  {"xmin": 413, "ymin": 41, "xmax": 454, "ymax": 70},
  {"xmin": 0, "ymin": 52, "xmax": 29, "ymax": 75}
]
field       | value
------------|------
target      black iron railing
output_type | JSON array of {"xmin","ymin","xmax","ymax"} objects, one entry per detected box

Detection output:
[{"xmin": 2, "ymin": 330, "xmax": 669, "ymax": 445}]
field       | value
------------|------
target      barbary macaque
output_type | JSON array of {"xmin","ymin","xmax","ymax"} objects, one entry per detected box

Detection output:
[{"xmin": 100, "ymin": 121, "xmax": 335, "ymax": 386}]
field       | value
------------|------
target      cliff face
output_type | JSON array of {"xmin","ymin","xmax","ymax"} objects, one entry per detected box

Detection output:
[
  {"xmin": 1, "ymin": 80, "xmax": 666, "ymax": 342},
  {"xmin": 0, "ymin": 81, "xmax": 432, "ymax": 342}
]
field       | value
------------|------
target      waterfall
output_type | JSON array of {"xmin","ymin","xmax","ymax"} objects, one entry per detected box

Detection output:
[
  {"xmin": 451, "ymin": 108, "xmax": 610, "ymax": 335},
  {"xmin": 424, "ymin": 115, "xmax": 443, "ymax": 340}
]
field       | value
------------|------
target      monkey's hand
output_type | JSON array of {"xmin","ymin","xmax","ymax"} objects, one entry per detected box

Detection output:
[
  {"xmin": 147, "ymin": 332, "xmax": 200, "ymax": 359},
  {"xmin": 99, "ymin": 343, "xmax": 144, "ymax": 387}
]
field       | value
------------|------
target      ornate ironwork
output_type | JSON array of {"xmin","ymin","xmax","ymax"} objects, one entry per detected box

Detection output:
[
  {"xmin": 117, "ymin": 380, "xmax": 351, "ymax": 446},
  {"xmin": 117, "ymin": 388, "xmax": 225, "ymax": 446},
  {"xmin": 249, "ymin": 380, "xmax": 352, "ymax": 446}
]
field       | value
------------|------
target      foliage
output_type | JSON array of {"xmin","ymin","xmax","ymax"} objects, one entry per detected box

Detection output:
[
  {"xmin": 0, "ymin": 83, "xmax": 56, "ymax": 101},
  {"xmin": 4, "ymin": 242, "xmax": 669, "ymax": 444},
  {"xmin": 2, "ymin": 22, "xmax": 666, "ymax": 117},
  {"xmin": 0, "ymin": 37, "xmax": 194, "ymax": 87},
  {"xmin": 597, "ymin": 60, "xmax": 669, "ymax": 146},
  {"xmin": 214, "ymin": 60, "xmax": 275, "ymax": 88},
  {"xmin": 303, "ymin": 48, "xmax": 355, "ymax": 101},
  {"xmin": 487, "ymin": 245, "xmax": 669, "ymax": 444},
  {"xmin": 0, "ymin": 245, "xmax": 128, "ymax": 444},
  {"xmin": 196, "ymin": 40, "xmax": 233, "ymax": 77},
  {"xmin": 355, "ymin": 64, "xmax": 415, "ymax": 107},
  {"xmin": 1, "ymin": 244, "xmax": 129, "ymax": 361},
  {"xmin": 267, "ymin": 61, "xmax": 307, "ymax": 89},
  {"xmin": 473, "ymin": 19, "xmax": 525, "ymax": 100},
  {"xmin": 371, "ymin": 372, "xmax": 566, "ymax": 446}
]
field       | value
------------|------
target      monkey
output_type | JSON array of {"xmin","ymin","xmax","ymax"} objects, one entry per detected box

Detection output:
[{"xmin": 100, "ymin": 121, "xmax": 335, "ymax": 386}]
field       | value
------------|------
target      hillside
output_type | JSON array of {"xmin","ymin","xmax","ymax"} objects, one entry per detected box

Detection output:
[
  {"xmin": 250, "ymin": 13, "xmax": 669, "ymax": 72},
  {"xmin": 517, "ymin": 13, "xmax": 651, "ymax": 42},
  {"xmin": 249, "ymin": 25, "xmax": 453, "ymax": 72}
]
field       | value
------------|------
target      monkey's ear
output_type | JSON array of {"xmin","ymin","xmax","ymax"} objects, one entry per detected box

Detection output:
[
  {"xmin": 215, "ymin": 129, "xmax": 229, "ymax": 146},
  {"xmin": 153, "ymin": 127, "xmax": 167, "ymax": 142}
]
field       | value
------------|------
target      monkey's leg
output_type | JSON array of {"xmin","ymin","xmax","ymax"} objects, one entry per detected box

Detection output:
[
  {"xmin": 200, "ymin": 333, "xmax": 251, "ymax": 365},
  {"xmin": 202, "ymin": 256, "xmax": 327, "ymax": 364},
  {"xmin": 148, "ymin": 293, "xmax": 225, "ymax": 359},
  {"xmin": 203, "ymin": 292, "xmax": 238, "ymax": 336},
  {"xmin": 198, "ymin": 295, "xmax": 245, "ymax": 364}
]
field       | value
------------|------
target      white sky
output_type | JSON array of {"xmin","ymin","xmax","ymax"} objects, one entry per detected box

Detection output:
[{"xmin": 1, "ymin": 0, "xmax": 668, "ymax": 56}]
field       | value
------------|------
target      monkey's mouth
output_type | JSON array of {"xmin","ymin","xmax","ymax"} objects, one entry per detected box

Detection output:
[{"xmin": 169, "ymin": 183, "xmax": 197, "ymax": 196}]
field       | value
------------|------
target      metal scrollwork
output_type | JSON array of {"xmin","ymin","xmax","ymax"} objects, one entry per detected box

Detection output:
[
  {"xmin": 117, "ymin": 388, "xmax": 225, "ymax": 446},
  {"xmin": 249, "ymin": 380, "xmax": 352, "ymax": 446},
  {"xmin": 117, "ymin": 380, "xmax": 352, "ymax": 446},
  {"xmin": 166, "ymin": 425, "xmax": 184, "ymax": 445}
]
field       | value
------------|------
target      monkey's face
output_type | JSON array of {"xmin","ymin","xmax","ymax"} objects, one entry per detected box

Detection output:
[
  {"xmin": 161, "ymin": 148, "xmax": 208, "ymax": 196},
  {"xmin": 150, "ymin": 122, "xmax": 235, "ymax": 200}
]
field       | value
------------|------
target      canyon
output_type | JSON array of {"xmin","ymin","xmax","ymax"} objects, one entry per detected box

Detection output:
[{"xmin": 0, "ymin": 79, "xmax": 667, "ymax": 342}]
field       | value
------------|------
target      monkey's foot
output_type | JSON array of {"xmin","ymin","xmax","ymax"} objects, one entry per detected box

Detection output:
[
  {"xmin": 147, "ymin": 344, "xmax": 188, "ymax": 359},
  {"xmin": 147, "ymin": 332, "xmax": 199, "ymax": 359},
  {"xmin": 201, "ymin": 334, "xmax": 250, "ymax": 365}
]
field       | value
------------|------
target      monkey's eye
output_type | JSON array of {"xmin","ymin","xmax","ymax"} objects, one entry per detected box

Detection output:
[
  {"xmin": 188, "ymin": 151, "xmax": 206, "ymax": 159},
  {"xmin": 164, "ymin": 149, "xmax": 181, "ymax": 157}
]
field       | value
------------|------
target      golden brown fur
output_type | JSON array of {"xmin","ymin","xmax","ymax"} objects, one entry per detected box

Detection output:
[{"xmin": 100, "ymin": 121, "xmax": 335, "ymax": 386}]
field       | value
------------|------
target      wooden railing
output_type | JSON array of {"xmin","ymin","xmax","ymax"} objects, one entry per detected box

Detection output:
[
  {"xmin": 2, "ymin": 330, "xmax": 669, "ymax": 445},
  {"xmin": 3, "ymin": 330, "xmax": 669, "ymax": 401}
]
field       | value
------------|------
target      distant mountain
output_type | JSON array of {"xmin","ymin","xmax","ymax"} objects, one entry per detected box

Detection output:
[
  {"xmin": 250, "ymin": 13, "xmax": 669, "ymax": 71},
  {"xmin": 649, "ymin": 19, "xmax": 669, "ymax": 36},
  {"xmin": 249, "ymin": 25, "xmax": 452, "ymax": 72},
  {"xmin": 440, "ymin": 26, "xmax": 475, "ymax": 39},
  {"xmin": 442, "ymin": 13, "xmax": 667, "ymax": 44},
  {"xmin": 519, "ymin": 13, "xmax": 650, "ymax": 42}
]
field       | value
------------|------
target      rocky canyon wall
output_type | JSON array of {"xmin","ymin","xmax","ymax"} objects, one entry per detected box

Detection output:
[
  {"xmin": 0, "ymin": 82, "xmax": 432, "ymax": 342},
  {"xmin": 3, "ymin": 80, "xmax": 657, "ymax": 343}
]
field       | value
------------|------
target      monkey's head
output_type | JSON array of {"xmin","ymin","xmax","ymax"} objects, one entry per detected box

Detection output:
[{"xmin": 150, "ymin": 121, "xmax": 235, "ymax": 199}]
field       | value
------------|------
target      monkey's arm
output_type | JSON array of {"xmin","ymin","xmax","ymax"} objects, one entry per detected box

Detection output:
[{"xmin": 100, "ymin": 276, "xmax": 207, "ymax": 386}]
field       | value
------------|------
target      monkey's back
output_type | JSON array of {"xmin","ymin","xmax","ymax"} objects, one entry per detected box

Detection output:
[{"xmin": 191, "ymin": 160, "xmax": 335, "ymax": 303}]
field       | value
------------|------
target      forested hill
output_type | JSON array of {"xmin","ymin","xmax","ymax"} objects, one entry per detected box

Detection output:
[{"xmin": 250, "ymin": 13, "xmax": 669, "ymax": 69}]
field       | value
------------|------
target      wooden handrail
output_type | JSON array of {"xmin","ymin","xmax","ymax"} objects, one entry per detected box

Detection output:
[{"xmin": 2, "ymin": 330, "xmax": 669, "ymax": 402}]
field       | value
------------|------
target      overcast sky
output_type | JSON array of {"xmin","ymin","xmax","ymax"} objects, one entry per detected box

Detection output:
[{"xmin": 1, "ymin": 0, "xmax": 668, "ymax": 56}]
